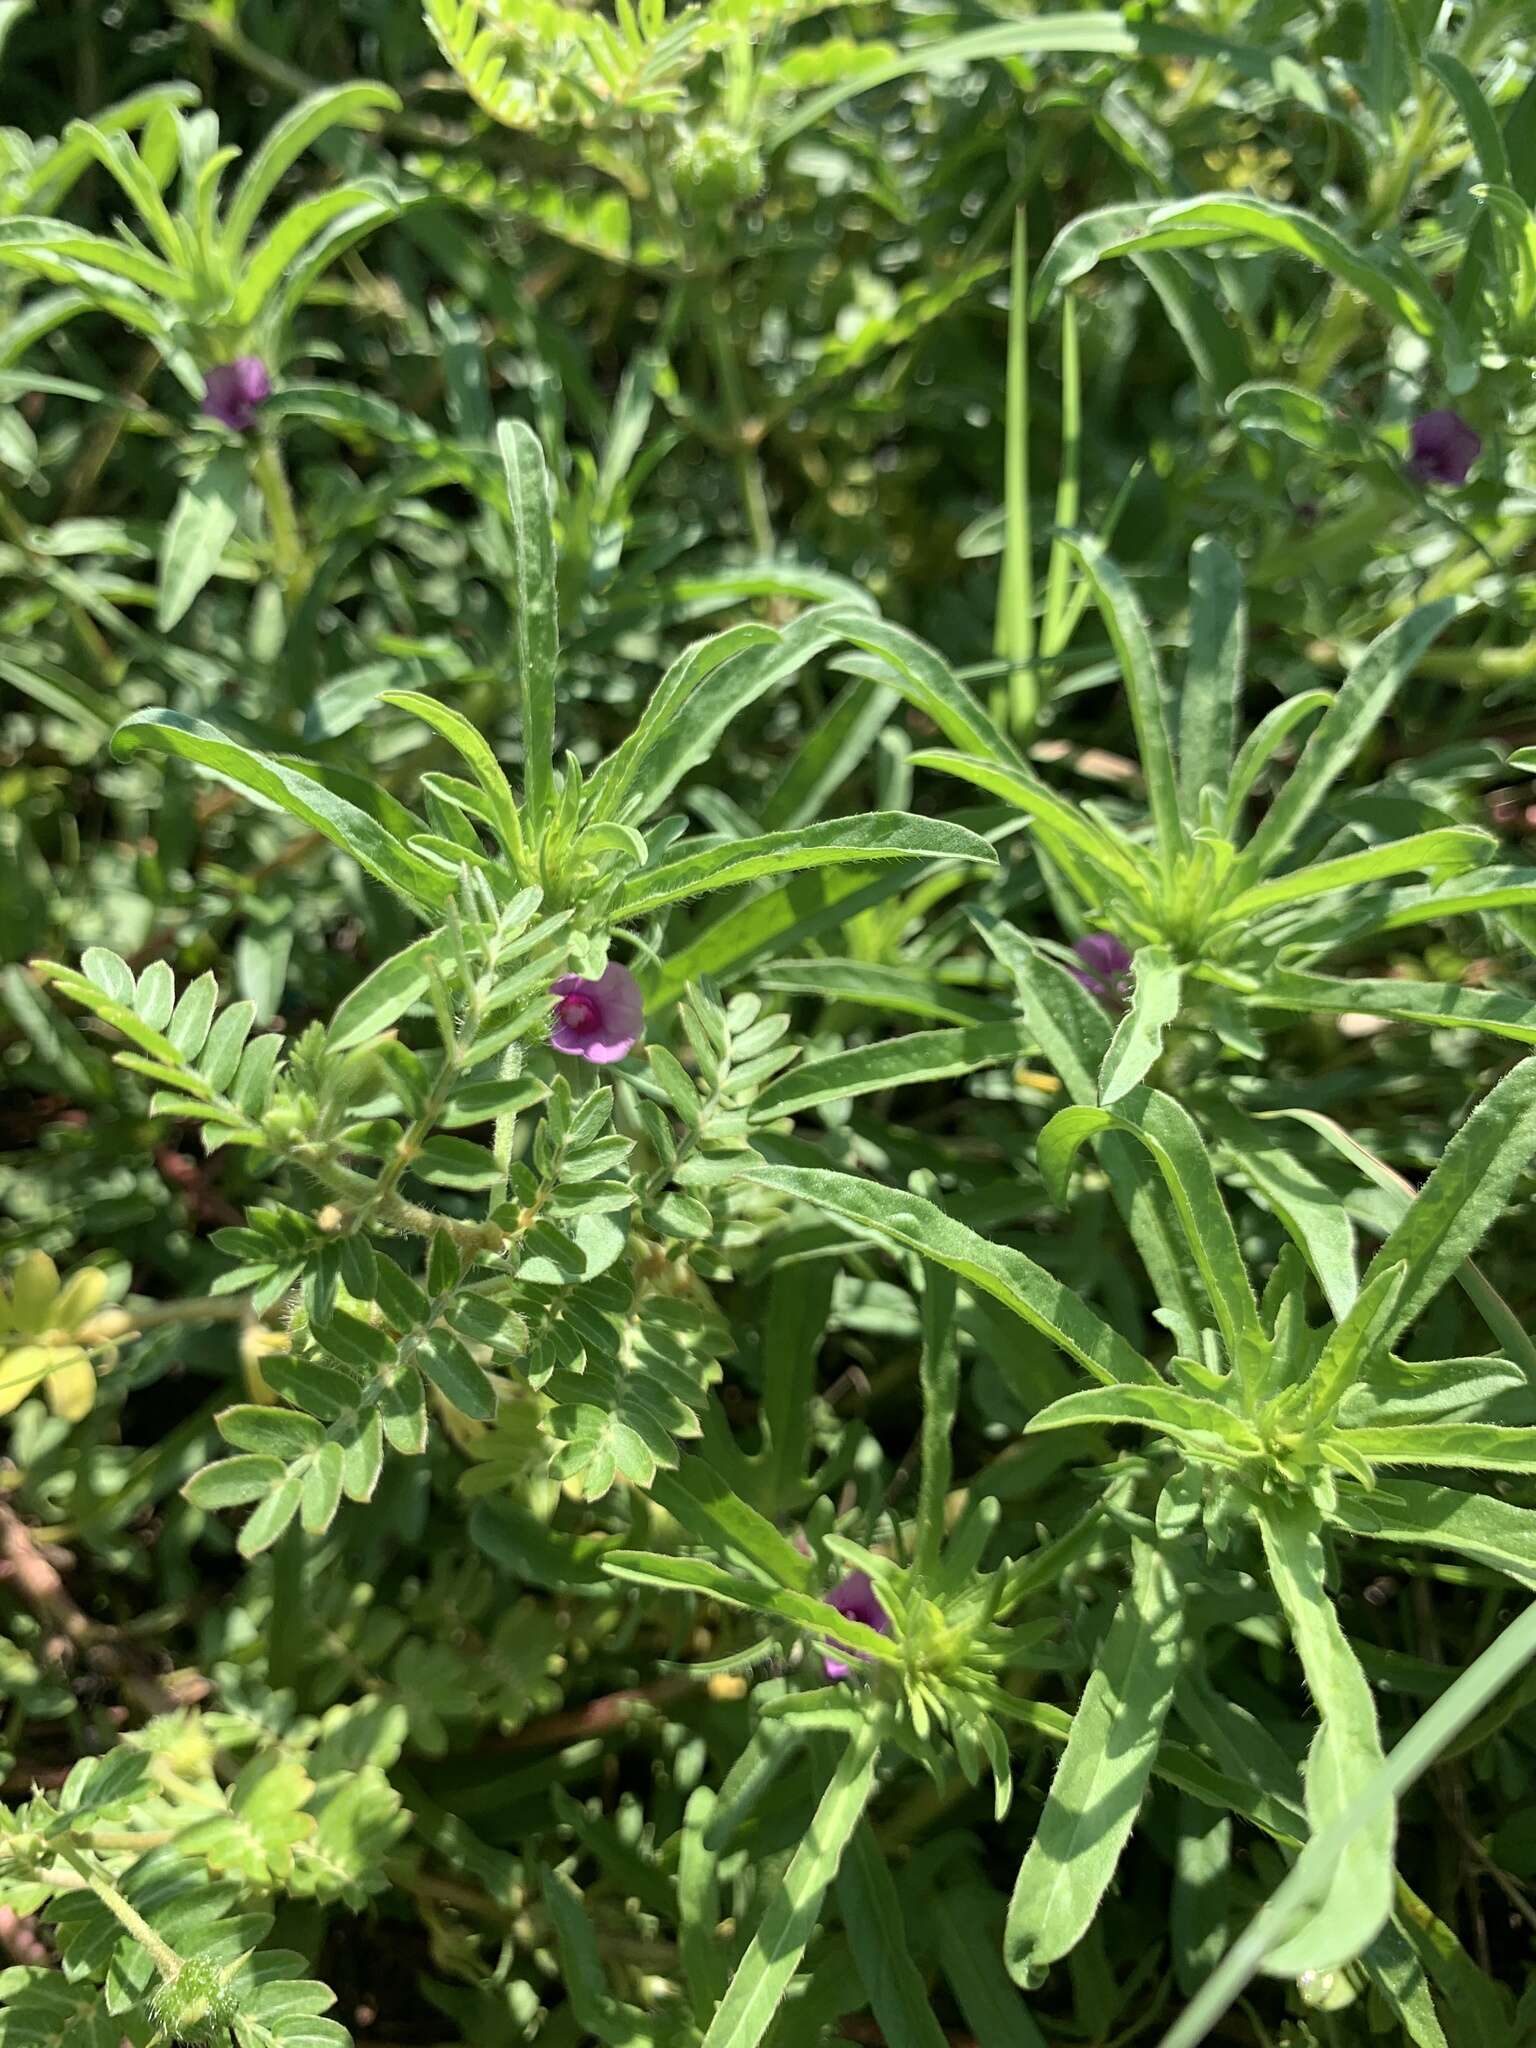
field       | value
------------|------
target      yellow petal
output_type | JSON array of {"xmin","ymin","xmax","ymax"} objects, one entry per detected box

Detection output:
[
  {"xmin": 9, "ymin": 1253, "xmax": 60, "ymax": 1335},
  {"xmin": 44, "ymin": 1353, "xmax": 97, "ymax": 1423},
  {"xmin": 53, "ymin": 1265, "xmax": 110, "ymax": 1331},
  {"xmin": 0, "ymin": 1345, "xmax": 56, "ymax": 1415}
]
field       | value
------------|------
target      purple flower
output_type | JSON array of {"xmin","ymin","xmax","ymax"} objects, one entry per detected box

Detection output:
[
  {"xmin": 1405, "ymin": 409, "xmax": 1481, "ymax": 488},
  {"xmin": 201, "ymin": 356, "xmax": 271, "ymax": 434},
  {"xmin": 820, "ymin": 1569, "xmax": 889, "ymax": 1681},
  {"xmin": 1069, "ymin": 932, "xmax": 1133, "ymax": 1010},
  {"xmin": 549, "ymin": 961, "xmax": 644, "ymax": 1064}
]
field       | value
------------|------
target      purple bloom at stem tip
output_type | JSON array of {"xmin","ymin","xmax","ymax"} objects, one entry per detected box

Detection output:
[
  {"xmin": 821, "ymin": 1569, "xmax": 889, "ymax": 1681},
  {"xmin": 201, "ymin": 356, "xmax": 271, "ymax": 434},
  {"xmin": 1405, "ymin": 409, "xmax": 1481, "ymax": 488},
  {"xmin": 1069, "ymin": 932, "xmax": 1133, "ymax": 1011},
  {"xmin": 549, "ymin": 960, "xmax": 644, "ymax": 1065}
]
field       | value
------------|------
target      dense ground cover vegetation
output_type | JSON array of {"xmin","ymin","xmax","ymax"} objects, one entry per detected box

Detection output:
[{"xmin": 3, "ymin": 2, "xmax": 1536, "ymax": 2043}]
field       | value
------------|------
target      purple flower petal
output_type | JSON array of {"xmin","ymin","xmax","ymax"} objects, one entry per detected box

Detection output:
[
  {"xmin": 1069, "ymin": 932, "xmax": 1133, "ymax": 1010},
  {"xmin": 1405, "ymin": 409, "xmax": 1480, "ymax": 488},
  {"xmin": 820, "ymin": 1568, "xmax": 890, "ymax": 1682},
  {"xmin": 202, "ymin": 356, "xmax": 271, "ymax": 434},
  {"xmin": 549, "ymin": 960, "xmax": 644, "ymax": 1064}
]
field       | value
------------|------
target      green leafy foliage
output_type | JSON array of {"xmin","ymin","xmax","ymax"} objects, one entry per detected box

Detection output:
[{"xmin": 3, "ymin": 6, "xmax": 1536, "ymax": 2046}]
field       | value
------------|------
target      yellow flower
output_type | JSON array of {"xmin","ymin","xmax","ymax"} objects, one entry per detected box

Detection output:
[{"xmin": 0, "ymin": 1252, "xmax": 110, "ymax": 1422}]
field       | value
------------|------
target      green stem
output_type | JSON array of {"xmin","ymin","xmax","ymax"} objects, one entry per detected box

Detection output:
[
  {"xmin": 705, "ymin": 292, "xmax": 774, "ymax": 557},
  {"xmin": 58, "ymin": 1843, "xmax": 184, "ymax": 1986},
  {"xmin": 252, "ymin": 430, "xmax": 306, "ymax": 604},
  {"xmin": 267, "ymin": 1518, "xmax": 305, "ymax": 1695}
]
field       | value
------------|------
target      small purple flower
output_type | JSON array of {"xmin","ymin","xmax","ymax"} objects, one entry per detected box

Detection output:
[
  {"xmin": 549, "ymin": 961, "xmax": 644, "ymax": 1065},
  {"xmin": 1405, "ymin": 409, "xmax": 1481, "ymax": 488},
  {"xmin": 1069, "ymin": 932, "xmax": 1133, "ymax": 1011},
  {"xmin": 201, "ymin": 356, "xmax": 271, "ymax": 434},
  {"xmin": 820, "ymin": 1569, "xmax": 889, "ymax": 1681}
]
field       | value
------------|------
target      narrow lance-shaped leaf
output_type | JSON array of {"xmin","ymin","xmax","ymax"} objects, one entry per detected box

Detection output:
[
  {"xmin": 1098, "ymin": 945, "xmax": 1181, "ymax": 1105},
  {"xmin": 700, "ymin": 1720, "xmax": 884, "ymax": 2048},
  {"xmin": 157, "ymin": 447, "xmax": 245, "ymax": 631},
  {"xmin": 1361, "ymin": 1052, "xmax": 1536, "ymax": 1348},
  {"xmin": 751, "ymin": 1020, "xmax": 1033, "ymax": 1123},
  {"xmin": 736, "ymin": 1161, "xmax": 1158, "ymax": 1387},
  {"xmin": 1063, "ymin": 536, "xmax": 1186, "ymax": 863},
  {"xmin": 1254, "ymin": 1497, "xmax": 1392, "ymax": 1979},
  {"xmin": 837, "ymin": 1812, "xmax": 951, "ymax": 2048},
  {"xmin": 1247, "ymin": 968, "xmax": 1536, "ymax": 1049},
  {"xmin": 1259, "ymin": 1108, "xmax": 1536, "ymax": 1376},
  {"xmin": 916, "ymin": 1264, "xmax": 959, "ymax": 1581},
  {"xmin": 1032, "ymin": 195, "xmax": 1447, "ymax": 345},
  {"xmin": 1240, "ymin": 599, "xmax": 1463, "ymax": 876},
  {"xmin": 1178, "ymin": 535, "xmax": 1244, "ymax": 810},
  {"xmin": 619, "ymin": 813, "xmax": 998, "ymax": 918},
  {"xmin": 1037, "ymin": 1088, "xmax": 1262, "ymax": 1368},
  {"xmin": 973, "ymin": 913, "xmax": 1204, "ymax": 1334},
  {"xmin": 111, "ymin": 711, "xmax": 452, "ymax": 912},
  {"xmin": 499, "ymin": 420, "xmax": 558, "ymax": 829},
  {"xmin": 1005, "ymin": 1537, "xmax": 1184, "ymax": 1981}
]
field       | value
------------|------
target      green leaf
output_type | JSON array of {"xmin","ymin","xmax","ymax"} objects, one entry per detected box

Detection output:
[
  {"xmin": 618, "ymin": 813, "xmax": 997, "ymax": 918},
  {"xmin": 1063, "ymin": 537, "xmax": 1185, "ymax": 860},
  {"xmin": 1218, "ymin": 828, "xmax": 1493, "ymax": 924},
  {"xmin": 1025, "ymin": 1383, "xmax": 1257, "ymax": 1462},
  {"xmin": 1207, "ymin": 1103, "xmax": 1357, "ymax": 1319},
  {"xmin": 1331, "ymin": 1480, "xmax": 1536, "ymax": 1586},
  {"xmin": 1178, "ymin": 536, "xmax": 1244, "ymax": 810},
  {"xmin": 111, "ymin": 711, "xmax": 450, "ymax": 911},
  {"xmin": 650, "ymin": 1458, "xmax": 813, "ymax": 1593},
  {"xmin": 1033, "ymin": 195, "xmax": 1447, "ymax": 346},
  {"xmin": 604, "ymin": 1552, "xmax": 897, "ymax": 1666},
  {"xmin": 1426, "ymin": 53, "xmax": 1510, "ymax": 189},
  {"xmin": 224, "ymin": 82, "xmax": 400, "ymax": 254},
  {"xmin": 1302, "ymin": 1262, "xmax": 1407, "ymax": 1419},
  {"xmin": 1037, "ymin": 1090, "xmax": 1261, "ymax": 1364},
  {"xmin": 157, "ymin": 448, "xmax": 245, "ymax": 631},
  {"xmin": 915, "ymin": 1264, "xmax": 959, "ymax": 1581},
  {"xmin": 737, "ymin": 1162, "xmax": 1157, "ymax": 1386},
  {"xmin": 1240, "ymin": 601, "xmax": 1464, "ymax": 876},
  {"xmin": 1005, "ymin": 1538, "xmax": 1183, "ymax": 1979},
  {"xmin": 912, "ymin": 750, "xmax": 1148, "ymax": 897},
  {"xmin": 1261, "ymin": 1109, "xmax": 1536, "ymax": 1376},
  {"xmin": 700, "ymin": 1721, "xmax": 883, "ymax": 2048},
  {"xmin": 751, "ymin": 1020, "xmax": 1032, "ymax": 1122},
  {"xmin": 1223, "ymin": 690, "xmax": 1332, "ymax": 835},
  {"xmin": 1254, "ymin": 1497, "xmax": 1391, "ymax": 1978},
  {"xmin": 1360, "ymin": 1053, "xmax": 1536, "ymax": 1348},
  {"xmin": 326, "ymin": 931, "xmax": 442, "ymax": 1053},
  {"xmin": 1247, "ymin": 968, "xmax": 1536, "ymax": 1048},
  {"xmin": 498, "ymin": 420, "xmax": 558, "ymax": 827},
  {"xmin": 1337, "ymin": 1423, "xmax": 1536, "ymax": 1473},
  {"xmin": 933, "ymin": 1880, "xmax": 1051, "ymax": 2048},
  {"xmin": 183, "ymin": 1456, "xmax": 286, "ymax": 1509},
  {"xmin": 380, "ymin": 688, "xmax": 523, "ymax": 858},
  {"xmin": 416, "ymin": 1328, "xmax": 496, "ymax": 1421},
  {"xmin": 1097, "ymin": 946, "xmax": 1181, "ymax": 1105},
  {"xmin": 836, "ymin": 1816, "xmax": 950, "ymax": 2048}
]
